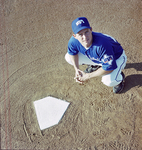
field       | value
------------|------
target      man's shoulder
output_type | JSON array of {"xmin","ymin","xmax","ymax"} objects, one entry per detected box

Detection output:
[
  {"xmin": 68, "ymin": 36, "xmax": 80, "ymax": 46},
  {"xmin": 92, "ymin": 32, "xmax": 105, "ymax": 45},
  {"xmin": 92, "ymin": 32, "xmax": 103, "ymax": 36},
  {"xmin": 92, "ymin": 32, "xmax": 118, "ymax": 42},
  {"xmin": 69, "ymin": 36, "xmax": 76, "ymax": 42},
  {"xmin": 92, "ymin": 32, "xmax": 108, "ymax": 39}
]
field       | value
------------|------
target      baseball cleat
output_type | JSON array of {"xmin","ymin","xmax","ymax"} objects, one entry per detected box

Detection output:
[
  {"xmin": 84, "ymin": 65, "xmax": 101, "ymax": 73},
  {"xmin": 113, "ymin": 72, "xmax": 125, "ymax": 94}
]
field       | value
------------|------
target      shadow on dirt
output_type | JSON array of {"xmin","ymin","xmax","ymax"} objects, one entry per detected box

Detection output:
[
  {"xmin": 122, "ymin": 62, "xmax": 142, "ymax": 93},
  {"xmin": 125, "ymin": 62, "xmax": 142, "ymax": 71}
]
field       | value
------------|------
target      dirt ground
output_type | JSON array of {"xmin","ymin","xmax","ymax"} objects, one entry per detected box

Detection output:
[{"xmin": 1, "ymin": 0, "xmax": 142, "ymax": 149}]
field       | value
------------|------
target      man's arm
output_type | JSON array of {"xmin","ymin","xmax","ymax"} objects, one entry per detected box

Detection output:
[
  {"xmin": 68, "ymin": 54, "xmax": 84, "ymax": 83},
  {"xmin": 68, "ymin": 54, "xmax": 79, "ymax": 71},
  {"xmin": 76, "ymin": 67, "xmax": 113, "ymax": 82},
  {"xmin": 68, "ymin": 53, "xmax": 113, "ymax": 83},
  {"xmin": 88, "ymin": 67, "xmax": 113, "ymax": 78}
]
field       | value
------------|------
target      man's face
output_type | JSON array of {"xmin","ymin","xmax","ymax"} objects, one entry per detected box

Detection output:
[{"xmin": 73, "ymin": 28, "xmax": 93, "ymax": 48}]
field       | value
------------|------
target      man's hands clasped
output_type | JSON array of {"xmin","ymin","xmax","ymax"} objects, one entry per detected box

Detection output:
[{"xmin": 74, "ymin": 69, "xmax": 90, "ymax": 84}]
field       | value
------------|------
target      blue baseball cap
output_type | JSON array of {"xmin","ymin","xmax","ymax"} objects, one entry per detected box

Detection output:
[{"xmin": 72, "ymin": 17, "xmax": 91, "ymax": 34}]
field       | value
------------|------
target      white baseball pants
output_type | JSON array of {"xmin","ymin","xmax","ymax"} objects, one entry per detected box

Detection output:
[{"xmin": 65, "ymin": 51, "xmax": 127, "ymax": 87}]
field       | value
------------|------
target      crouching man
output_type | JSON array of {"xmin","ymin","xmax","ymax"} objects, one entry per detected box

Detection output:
[{"xmin": 65, "ymin": 17, "xmax": 127, "ymax": 93}]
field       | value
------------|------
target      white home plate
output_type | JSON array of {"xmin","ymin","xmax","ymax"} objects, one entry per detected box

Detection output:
[{"xmin": 33, "ymin": 96, "xmax": 70, "ymax": 130}]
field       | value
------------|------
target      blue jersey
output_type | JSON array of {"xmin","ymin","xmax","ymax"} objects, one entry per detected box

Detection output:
[{"xmin": 68, "ymin": 32, "xmax": 123, "ymax": 71}]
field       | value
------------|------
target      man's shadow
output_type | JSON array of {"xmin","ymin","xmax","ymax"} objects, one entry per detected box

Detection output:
[{"xmin": 122, "ymin": 62, "xmax": 142, "ymax": 93}]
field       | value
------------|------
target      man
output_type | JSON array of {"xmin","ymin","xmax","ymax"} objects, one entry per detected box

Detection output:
[{"xmin": 65, "ymin": 17, "xmax": 127, "ymax": 93}]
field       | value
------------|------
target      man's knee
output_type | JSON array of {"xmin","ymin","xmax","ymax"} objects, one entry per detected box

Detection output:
[
  {"xmin": 101, "ymin": 74, "xmax": 122, "ymax": 87},
  {"xmin": 102, "ymin": 79, "xmax": 121, "ymax": 87},
  {"xmin": 65, "ymin": 53, "xmax": 72, "ymax": 65}
]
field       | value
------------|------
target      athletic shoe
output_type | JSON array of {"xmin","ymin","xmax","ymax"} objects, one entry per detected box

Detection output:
[
  {"xmin": 84, "ymin": 65, "xmax": 101, "ymax": 73},
  {"xmin": 113, "ymin": 72, "xmax": 125, "ymax": 94}
]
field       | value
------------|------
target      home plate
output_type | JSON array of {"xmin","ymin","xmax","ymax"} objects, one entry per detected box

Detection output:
[{"xmin": 33, "ymin": 96, "xmax": 70, "ymax": 130}]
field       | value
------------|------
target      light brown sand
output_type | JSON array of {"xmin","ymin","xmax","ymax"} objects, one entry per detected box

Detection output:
[{"xmin": 1, "ymin": 0, "xmax": 142, "ymax": 149}]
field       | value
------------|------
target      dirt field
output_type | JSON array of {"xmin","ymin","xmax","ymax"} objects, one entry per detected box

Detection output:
[{"xmin": 1, "ymin": 0, "xmax": 142, "ymax": 149}]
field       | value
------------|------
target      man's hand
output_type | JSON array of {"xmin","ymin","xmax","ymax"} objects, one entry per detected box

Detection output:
[
  {"xmin": 74, "ymin": 69, "xmax": 83, "ymax": 84},
  {"xmin": 74, "ymin": 69, "xmax": 90, "ymax": 84}
]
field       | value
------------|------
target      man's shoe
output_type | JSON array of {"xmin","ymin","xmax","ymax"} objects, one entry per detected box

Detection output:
[
  {"xmin": 113, "ymin": 72, "xmax": 125, "ymax": 94},
  {"xmin": 84, "ymin": 65, "xmax": 101, "ymax": 73}
]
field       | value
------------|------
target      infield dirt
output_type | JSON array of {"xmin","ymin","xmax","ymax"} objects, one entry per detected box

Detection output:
[{"xmin": 1, "ymin": 0, "xmax": 142, "ymax": 149}]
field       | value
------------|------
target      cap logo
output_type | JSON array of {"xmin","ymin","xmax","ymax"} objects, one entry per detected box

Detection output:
[{"xmin": 76, "ymin": 20, "xmax": 85, "ymax": 26}]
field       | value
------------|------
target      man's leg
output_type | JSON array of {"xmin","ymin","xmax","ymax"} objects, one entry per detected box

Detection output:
[
  {"xmin": 101, "ymin": 51, "xmax": 127, "ymax": 87},
  {"xmin": 65, "ymin": 51, "xmax": 127, "ymax": 93},
  {"xmin": 65, "ymin": 52, "xmax": 101, "ymax": 66}
]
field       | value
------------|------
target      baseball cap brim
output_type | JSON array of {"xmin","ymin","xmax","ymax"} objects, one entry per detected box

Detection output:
[{"xmin": 74, "ymin": 26, "xmax": 91, "ymax": 34}]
